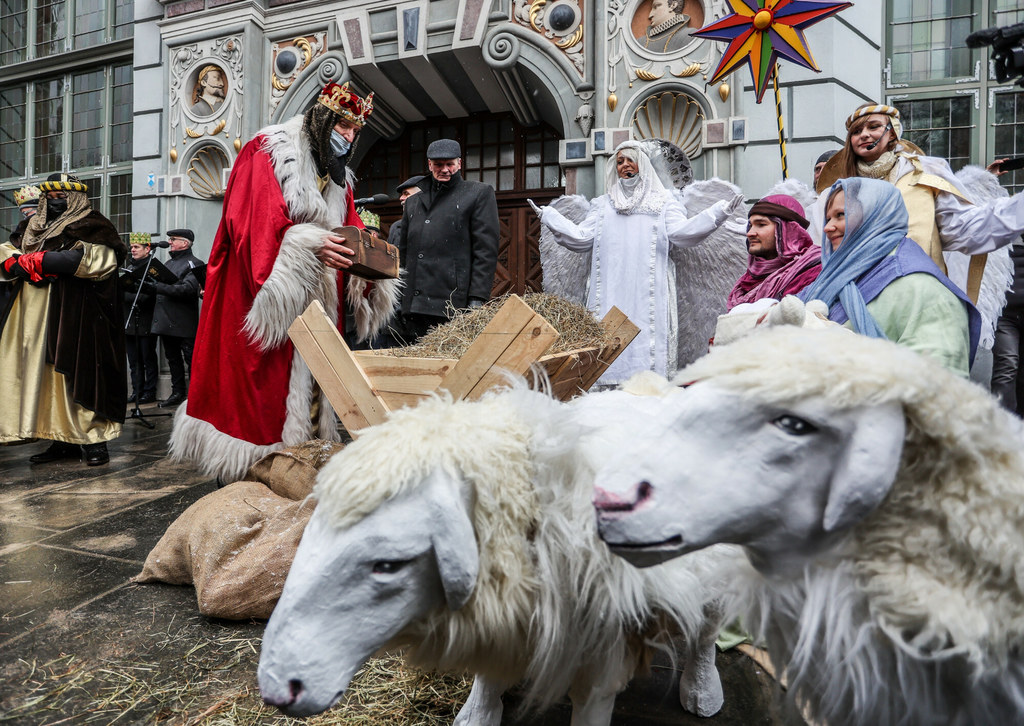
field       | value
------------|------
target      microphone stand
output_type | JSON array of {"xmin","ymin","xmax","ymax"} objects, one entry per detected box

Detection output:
[{"xmin": 124, "ymin": 253, "xmax": 173, "ymax": 427}]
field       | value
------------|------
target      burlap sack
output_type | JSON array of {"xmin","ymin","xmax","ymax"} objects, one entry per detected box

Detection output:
[{"xmin": 135, "ymin": 439, "xmax": 344, "ymax": 619}]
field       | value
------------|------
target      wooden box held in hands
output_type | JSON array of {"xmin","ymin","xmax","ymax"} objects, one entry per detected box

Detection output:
[{"xmin": 330, "ymin": 225, "xmax": 400, "ymax": 280}]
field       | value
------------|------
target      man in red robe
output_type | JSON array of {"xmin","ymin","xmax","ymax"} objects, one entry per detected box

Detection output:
[{"xmin": 170, "ymin": 82, "xmax": 399, "ymax": 482}]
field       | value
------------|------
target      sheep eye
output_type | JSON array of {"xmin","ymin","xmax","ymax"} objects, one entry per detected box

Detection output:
[
  {"xmin": 372, "ymin": 560, "xmax": 410, "ymax": 574},
  {"xmin": 772, "ymin": 415, "xmax": 817, "ymax": 435}
]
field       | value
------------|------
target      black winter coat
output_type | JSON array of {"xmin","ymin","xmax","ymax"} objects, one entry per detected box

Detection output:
[
  {"xmin": 148, "ymin": 248, "xmax": 204, "ymax": 337},
  {"xmin": 121, "ymin": 255, "xmax": 156, "ymax": 335},
  {"xmin": 397, "ymin": 173, "xmax": 499, "ymax": 317}
]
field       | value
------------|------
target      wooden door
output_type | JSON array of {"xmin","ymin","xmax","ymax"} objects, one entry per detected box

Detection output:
[{"xmin": 492, "ymin": 190, "xmax": 563, "ymax": 297}]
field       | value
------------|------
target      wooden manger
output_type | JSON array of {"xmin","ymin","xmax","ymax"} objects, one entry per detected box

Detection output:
[{"xmin": 287, "ymin": 294, "xmax": 639, "ymax": 435}]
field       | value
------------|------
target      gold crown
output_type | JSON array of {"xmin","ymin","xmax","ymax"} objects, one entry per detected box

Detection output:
[
  {"xmin": 317, "ymin": 82, "xmax": 374, "ymax": 127},
  {"xmin": 129, "ymin": 232, "xmax": 152, "ymax": 245},
  {"xmin": 357, "ymin": 208, "xmax": 380, "ymax": 230},
  {"xmin": 14, "ymin": 185, "xmax": 41, "ymax": 207}
]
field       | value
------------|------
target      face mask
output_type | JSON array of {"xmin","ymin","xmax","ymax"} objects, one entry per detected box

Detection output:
[
  {"xmin": 330, "ymin": 129, "xmax": 351, "ymax": 157},
  {"xmin": 47, "ymin": 197, "xmax": 68, "ymax": 217}
]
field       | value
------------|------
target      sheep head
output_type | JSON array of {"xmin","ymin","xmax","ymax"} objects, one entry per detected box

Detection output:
[
  {"xmin": 593, "ymin": 327, "xmax": 917, "ymax": 571},
  {"xmin": 258, "ymin": 466, "xmax": 478, "ymax": 717}
]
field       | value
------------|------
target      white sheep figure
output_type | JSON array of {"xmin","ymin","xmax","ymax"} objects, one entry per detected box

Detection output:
[
  {"xmin": 257, "ymin": 384, "xmax": 734, "ymax": 725},
  {"xmin": 591, "ymin": 325, "xmax": 1024, "ymax": 726}
]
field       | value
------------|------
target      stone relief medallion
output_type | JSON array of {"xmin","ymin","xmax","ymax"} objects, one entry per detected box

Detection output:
[
  {"xmin": 187, "ymin": 63, "xmax": 229, "ymax": 119},
  {"xmin": 269, "ymin": 33, "xmax": 328, "ymax": 116},
  {"xmin": 630, "ymin": 0, "xmax": 704, "ymax": 56}
]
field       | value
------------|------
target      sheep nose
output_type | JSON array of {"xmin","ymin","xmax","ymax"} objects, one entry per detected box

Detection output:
[
  {"xmin": 593, "ymin": 480, "xmax": 653, "ymax": 514},
  {"xmin": 261, "ymin": 678, "xmax": 304, "ymax": 709}
]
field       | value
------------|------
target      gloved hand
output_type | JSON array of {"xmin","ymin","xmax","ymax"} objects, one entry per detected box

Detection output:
[
  {"xmin": 2, "ymin": 255, "xmax": 29, "ymax": 280},
  {"xmin": 527, "ymin": 199, "xmax": 543, "ymax": 217},
  {"xmin": 13, "ymin": 251, "xmax": 52, "ymax": 283},
  {"xmin": 467, "ymin": 298, "xmax": 485, "ymax": 310}
]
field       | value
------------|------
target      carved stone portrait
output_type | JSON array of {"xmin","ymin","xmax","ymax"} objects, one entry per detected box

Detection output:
[
  {"xmin": 632, "ymin": 0, "xmax": 704, "ymax": 54},
  {"xmin": 190, "ymin": 64, "xmax": 228, "ymax": 117}
]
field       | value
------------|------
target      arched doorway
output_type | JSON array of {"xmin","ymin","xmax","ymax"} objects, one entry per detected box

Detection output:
[{"xmin": 356, "ymin": 114, "xmax": 565, "ymax": 296}]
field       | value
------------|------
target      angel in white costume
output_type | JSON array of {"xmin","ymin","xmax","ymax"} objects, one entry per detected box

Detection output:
[{"xmin": 533, "ymin": 140, "xmax": 746, "ymax": 384}]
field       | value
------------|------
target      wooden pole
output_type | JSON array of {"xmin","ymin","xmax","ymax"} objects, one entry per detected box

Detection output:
[{"xmin": 773, "ymin": 68, "xmax": 788, "ymax": 179}]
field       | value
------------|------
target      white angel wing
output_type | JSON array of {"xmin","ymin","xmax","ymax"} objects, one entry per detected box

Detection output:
[
  {"xmin": 947, "ymin": 165, "xmax": 1015, "ymax": 348},
  {"xmin": 539, "ymin": 194, "xmax": 592, "ymax": 305},
  {"xmin": 762, "ymin": 177, "xmax": 819, "ymax": 217},
  {"xmin": 672, "ymin": 178, "xmax": 750, "ymax": 367}
]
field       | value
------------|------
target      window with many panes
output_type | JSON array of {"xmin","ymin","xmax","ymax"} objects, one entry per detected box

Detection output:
[
  {"xmin": 0, "ymin": 63, "xmax": 133, "ymax": 239},
  {"xmin": 895, "ymin": 96, "xmax": 973, "ymax": 171},
  {"xmin": 2, "ymin": 0, "xmax": 130, "ymax": 62},
  {"xmin": 992, "ymin": 91, "xmax": 1024, "ymax": 195},
  {"xmin": 1, "ymin": 0, "xmax": 28, "ymax": 65},
  {"xmin": 992, "ymin": 0, "xmax": 1023, "ymax": 26},
  {"xmin": 889, "ymin": 0, "xmax": 975, "ymax": 85},
  {"xmin": 358, "ymin": 115, "xmax": 564, "ymax": 197}
]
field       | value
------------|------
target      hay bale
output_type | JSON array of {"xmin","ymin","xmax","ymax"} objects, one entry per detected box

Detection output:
[{"xmin": 393, "ymin": 293, "xmax": 610, "ymax": 359}]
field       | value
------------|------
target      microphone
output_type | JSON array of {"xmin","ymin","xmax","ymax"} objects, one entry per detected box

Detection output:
[
  {"xmin": 151, "ymin": 240, "xmax": 171, "ymax": 248},
  {"xmin": 354, "ymin": 193, "xmax": 392, "ymax": 206}
]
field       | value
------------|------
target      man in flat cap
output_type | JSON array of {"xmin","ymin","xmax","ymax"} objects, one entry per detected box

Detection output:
[
  {"xmin": 171, "ymin": 82, "xmax": 400, "ymax": 483},
  {"xmin": 397, "ymin": 139, "xmax": 499, "ymax": 341},
  {"xmin": 0, "ymin": 172, "xmax": 127, "ymax": 466},
  {"xmin": 144, "ymin": 228, "xmax": 204, "ymax": 408},
  {"xmin": 387, "ymin": 174, "xmax": 425, "ymax": 249}
]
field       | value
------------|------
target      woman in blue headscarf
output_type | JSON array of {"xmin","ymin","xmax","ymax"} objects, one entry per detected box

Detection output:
[{"xmin": 801, "ymin": 177, "xmax": 980, "ymax": 377}]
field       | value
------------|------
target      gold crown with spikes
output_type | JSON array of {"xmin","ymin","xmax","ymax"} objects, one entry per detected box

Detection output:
[
  {"xmin": 129, "ymin": 232, "xmax": 152, "ymax": 246},
  {"xmin": 14, "ymin": 185, "xmax": 41, "ymax": 207},
  {"xmin": 317, "ymin": 82, "xmax": 374, "ymax": 127}
]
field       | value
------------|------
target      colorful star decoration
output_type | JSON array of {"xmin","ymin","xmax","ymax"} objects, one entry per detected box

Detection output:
[{"xmin": 693, "ymin": 0, "xmax": 852, "ymax": 103}]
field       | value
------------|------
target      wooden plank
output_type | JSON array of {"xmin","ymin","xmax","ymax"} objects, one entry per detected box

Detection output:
[
  {"xmin": 353, "ymin": 352, "xmax": 456, "ymax": 394},
  {"xmin": 288, "ymin": 301, "xmax": 390, "ymax": 434},
  {"xmin": 578, "ymin": 307, "xmax": 641, "ymax": 390},
  {"xmin": 438, "ymin": 294, "xmax": 556, "ymax": 400},
  {"xmin": 378, "ymin": 391, "xmax": 431, "ymax": 410},
  {"xmin": 548, "ymin": 349, "xmax": 602, "ymax": 401},
  {"xmin": 467, "ymin": 312, "xmax": 559, "ymax": 399}
]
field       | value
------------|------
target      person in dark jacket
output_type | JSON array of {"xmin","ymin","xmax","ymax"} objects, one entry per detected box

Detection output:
[
  {"xmin": 122, "ymin": 233, "xmax": 159, "ymax": 404},
  {"xmin": 397, "ymin": 139, "xmax": 499, "ymax": 341},
  {"xmin": 991, "ymin": 237, "xmax": 1024, "ymax": 415},
  {"xmin": 386, "ymin": 174, "xmax": 425, "ymax": 248},
  {"xmin": 144, "ymin": 228, "xmax": 204, "ymax": 408}
]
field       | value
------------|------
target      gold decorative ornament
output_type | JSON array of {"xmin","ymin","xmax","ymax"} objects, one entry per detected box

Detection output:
[
  {"xmin": 608, "ymin": 93, "xmax": 618, "ymax": 111},
  {"xmin": 295, "ymin": 37, "xmax": 312, "ymax": 67},
  {"xmin": 632, "ymin": 91, "xmax": 706, "ymax": 158},
  {"xmin": 234, "ymin": 138, "xmax": 241, "ymax": 151},
  {"xmin": 672, "ymin": 62, "xmax": 702, "ymax": 78},
  {"xmin": 272, "ymin": 74, "xmax": 290, "ymax": 91},
  {"xmin": 529, "ymin": 0, "xmax": 546, "ymax": 32},
  {"xmin": 719, "ymin": 82, "xmax": 731, "ymax": 102},
  {"xmin": 556, "ymin": 27, "xmax": 583, "ymax": 49},
  {"xmin": 635, "ymin": 68, "xmax": 664, "ymax": 81},
  {"xmin": 212, "ymin": 119, "xmax": 227, "ymax": 135},
  {"xmin": 185, "ymin": 127, "xmax": 203, "ymax": 139},
  {"xmin": 169, "ymin": 148, "xmax": 178, "ymax": 163},
  {"xmin": 187, "ymin": 145, "xmax": 230, "ymax": 199}
]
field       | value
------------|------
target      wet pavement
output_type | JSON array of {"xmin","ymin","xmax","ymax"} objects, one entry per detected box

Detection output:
[{"xmin": 0, "ymin": 407, "xmax": 803, "ymax": 725}]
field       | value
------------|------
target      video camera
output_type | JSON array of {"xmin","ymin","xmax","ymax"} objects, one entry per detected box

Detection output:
[{"xmin": 966, "ymin": 22, "xmax": 1024, "ymax": 88}]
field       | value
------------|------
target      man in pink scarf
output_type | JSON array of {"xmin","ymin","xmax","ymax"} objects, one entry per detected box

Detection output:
[{"xmin": 727, "ymin": 194, "xmax": 822, "ymax": 310}]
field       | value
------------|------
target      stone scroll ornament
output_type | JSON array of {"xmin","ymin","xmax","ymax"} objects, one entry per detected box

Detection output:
[{"xmin": 692, "ymin": 0, "xmax": 851, "ymax": 177}]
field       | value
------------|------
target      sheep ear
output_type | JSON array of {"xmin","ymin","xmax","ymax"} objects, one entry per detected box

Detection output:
[
  {"xmin": 823, "ymin": 402, "xmax": 905, "ymax": 533},
  {"xmin": 427, "ymin": 475, "xmax": 479, "ymax": 611}
]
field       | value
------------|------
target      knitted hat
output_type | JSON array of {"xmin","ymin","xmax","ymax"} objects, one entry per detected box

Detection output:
[
  {"xmin": 14, "ymin": 185, "xmax": 41, "ymax": 208},
  {"xmin": 129, "ymin": 232, "xmax": 152, "ymax": 246},
  {"xmin": 317, "ymin": 82, "xmax": 374, "ymax": 128},
  {"xmin": 845, "ymin": 103, "xmax": 903, "ymax": 139},
  {"xmin": 39, "ymin": 172, "xmax": 88, "ymax": 194},
  {"xmin": 165, "ymin": 228, "xmax": 195, "ymax": 242}
]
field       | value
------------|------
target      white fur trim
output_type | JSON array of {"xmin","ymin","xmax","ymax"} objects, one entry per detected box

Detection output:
[
  {"xmin": 168, "ymin": 404, "xmax": 282, "ymax": 483},
  {"xmin": 346, "ymin": 276, "xmax": 402, "ymax": 342},
  {"xmin": 244, "ymin": 223, "xmax": 338, "ymax": 351},
  {"xmin": 280, "ymin": 347, "xmax": 342, "ymax": 446}
]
